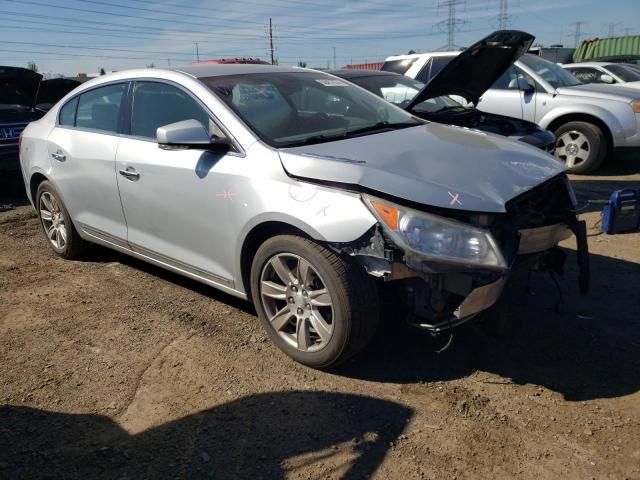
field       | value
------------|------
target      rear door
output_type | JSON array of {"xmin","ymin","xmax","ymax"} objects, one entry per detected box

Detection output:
[
  {"xmin": 114, "ymin": 80, "xmax": 238, "ymax": 284},
  {"xmin": 47, "ymin": 82, "xmax": 129, "ymax": 245}
]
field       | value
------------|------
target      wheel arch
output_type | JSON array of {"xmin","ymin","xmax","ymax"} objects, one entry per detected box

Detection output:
[
  {"xmin": 545, "ymin": 113, "xmax": 614, "ymax": 154},
  {"xmin": 29, "ymin": 171, "xmax": 49, "ymax": 207},
  {"xmin": 238, "ymin": 220, "xmax": 314, "ymax": 299}
]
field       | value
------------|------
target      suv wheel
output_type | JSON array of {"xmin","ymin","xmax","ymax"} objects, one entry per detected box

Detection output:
[
  {"xmin": 36, "ymin": 180, "xmax": 87, "ymax": 259},
  {"xmin": 554, "ymin": 121, "xmax": 607, "ymax": 174},
  {"xmin": 250, "ymin": 235, "xmax": 379, "ymax": 369}
]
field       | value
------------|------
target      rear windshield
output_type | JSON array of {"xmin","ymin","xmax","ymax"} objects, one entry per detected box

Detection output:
[{"xmin": 381, "ymin": 58, "xmax": 418, "ymax": 75}]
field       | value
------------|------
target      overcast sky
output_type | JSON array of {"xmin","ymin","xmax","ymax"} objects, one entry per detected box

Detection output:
[{"xmin": 1, "ymin": 0, "xmax": 638, "ymax": 75}]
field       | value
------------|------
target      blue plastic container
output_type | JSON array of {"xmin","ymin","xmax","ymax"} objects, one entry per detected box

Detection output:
[{"xmin": 601, "ymin": 188, "xmax": 640, "ymax": 234}]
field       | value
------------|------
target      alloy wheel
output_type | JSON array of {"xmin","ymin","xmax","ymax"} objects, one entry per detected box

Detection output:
[
  {"xmin": 555, "ymin": 130, "xmax": 591, "ymax": 168},
  {"xmin": 259, "ymin": 253, "xmax": 335, "ymax": 352},
  {"xmin": 39, "ymin": 191, "xmax": 67, "ymax": 250}
]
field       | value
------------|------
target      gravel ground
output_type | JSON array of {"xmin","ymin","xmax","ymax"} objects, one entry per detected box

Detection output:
[{"xmin": 1, "ymin": 155, "xmax": 639, "ymax": 479}]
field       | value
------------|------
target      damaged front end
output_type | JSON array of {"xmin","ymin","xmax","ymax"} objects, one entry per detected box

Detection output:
[{"xmin": 330, "ymin": 174, "xmax": 589, "ymax": 333}]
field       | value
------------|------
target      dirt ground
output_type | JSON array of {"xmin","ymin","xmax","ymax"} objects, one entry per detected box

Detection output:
[{"xmin": 1, "ymin": 154, "xmax": 639, "ymax": 479}]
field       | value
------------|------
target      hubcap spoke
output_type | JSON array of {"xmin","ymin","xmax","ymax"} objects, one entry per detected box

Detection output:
[
  {"xmin": 309, "ymin": 288, "xmax": 331, "ymax": 307},
  {"xmin": 296, "ymin": 318, "xmax": 309, "ymax": 351},
  {"xmin": 270, "ymin": 256, "xmax": 296, "ymax": 285},
  {"xmin": 270, "ymin": 307, "xmax": 293, "ymax": 331},
  {"xmin": 59, "ymin": 225, "xmax": 67, "ymax": 245},
  {"xmin": 47, "ymin": 225, "xmax": 57, "ymax": 240},
  {"xmin": 41, "ymin": 194, "xmax": 54, "ymax": 212},
  {"xmin": 310, "ymin": 310, "xmax": 332, "ymax": 343},
  {"xmin": 296, "ymin": 257, "xmax": 312, "ymax": 285},
  {"xmin": 261, "ymin": 280, "xmax": 287, "ymax": 300},
  {"xmin": 40, "ymin": 209, "xmax": 52, "ymax": 221}
]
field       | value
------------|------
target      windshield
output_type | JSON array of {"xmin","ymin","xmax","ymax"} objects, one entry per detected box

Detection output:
[
  {"xmin": 520, "ymin": 54, "xmax": 582, "ymax": 89},
  {"xmin": 606, "ymin": 64, "xmax": 640, "ymax": 83},
  {"xmin": 201, "ymin": 72, "xmax": 421, "ymax": 148}
]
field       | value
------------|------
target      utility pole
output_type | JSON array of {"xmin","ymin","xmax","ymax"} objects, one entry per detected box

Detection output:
[
  {"xmin": 435, "ymin": 0, "xmax": 466, "ymax": 51},
  {"xmin": 333, "ymin": 47, "xmax": 336, "ymax": 69},
  {"xmin": 167, "ymin": 58, "xmax": 171, "ymax": 66},
  {"xmin": 571, "ymin": 21, "xmax": 587, "ymax": 47},
  {"xmin": 269, "ymin": 17, "xmax": 275, "ymax": 65},
  {"xmin": 194, "ymin": 42, "xmax": 200, "ymax": 62}
]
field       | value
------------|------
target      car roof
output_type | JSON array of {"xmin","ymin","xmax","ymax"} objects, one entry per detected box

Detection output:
[
  {"xmin": 384, "ymin": 51, "xmax": 460, "ymax": 62},
  {"xmin": 327, "ymin": 69, "xmax": 401, "ymax": 78},
  {"xmin": 562, "ymin": 62, "xmax": 612, "ymax": 68},
  {"xmin": 172, "ymin": 63, "xmax": 302, "ymax": 78}
]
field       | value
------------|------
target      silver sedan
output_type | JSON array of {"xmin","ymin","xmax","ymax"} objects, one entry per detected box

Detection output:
[{"xmin": 20, "ymin": 64, "xmax": 586, "ymax": 368}]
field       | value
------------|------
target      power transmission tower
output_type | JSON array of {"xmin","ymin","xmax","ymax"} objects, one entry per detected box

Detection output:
[
  {"xmin": 571, "ymin": 21, "xmax": 587, "ymax": 47},
  {"xmin": 623, "ymin": 27, "xmax": 633, "ymax": 36},
  {"xmin": 605, "ymin": 21, "xmax": 622, "ymax": 37},
  {"xmin": 435, "ymin": 0, "xmax": 467, "ymax": 51},
  {"xmin": 497, "ymin": 0, "xmax": 510, "ymax": 30},
  {"xmin": 269, "ymin": 17, "xmax": 275, "ymax": 65}
]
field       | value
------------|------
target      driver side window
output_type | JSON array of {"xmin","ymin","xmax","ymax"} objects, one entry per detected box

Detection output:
[{"xmin": 131, "ymin": 81, "xmax": 220, "ymax": 139}]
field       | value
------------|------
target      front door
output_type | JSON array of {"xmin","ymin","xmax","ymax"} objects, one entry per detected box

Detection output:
[
  {"xmin": 476, "ymin": 66, "xmax": 524, "ymax": 119},
  {"xmin": 115, "ymin": 81, "xmax": 238, "ymax": 285}
]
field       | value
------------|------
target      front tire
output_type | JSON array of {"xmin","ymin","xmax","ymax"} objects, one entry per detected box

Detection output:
[
  {"xmin": 554, "ymin": 121, "xmax": 607, "ymax": 174},
  {"xmin": 36, "ymin": 180, "xmax": 87, "ymax": 259},
  {"xmin": 250, "ymin": 235, "xmax": 379, "ymax": 369}
]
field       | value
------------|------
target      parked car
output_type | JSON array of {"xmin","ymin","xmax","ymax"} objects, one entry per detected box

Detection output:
[
  {"xmin": 330, "ymin": 30, "xmax": 555, "ymax": 153},
  {"xmin": 1, "ymin": 68, "xmax": 82, "ymax": 173},
  {"xmin": 562, "ymin": 62, "xmax": 640, "ymax": 89},
  {"xmin": 20, "ymin": 64, "xmax": 588, "ymax": 368},
  {"xmin": 1, "ymin": 67, "xmax": 43, "ymax": 171},
  {"xmin": 384, "ymin": 32, "xmax": 640, "ymax": 174}
]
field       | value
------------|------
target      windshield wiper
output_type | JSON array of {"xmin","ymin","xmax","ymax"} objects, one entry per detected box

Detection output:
[
  {"xmin": 344, "ymin": 121, "xmax": 417, "ymax": 138},
  {"xmin": 281, "ymin": 133, "xmax": 345, "ymax": 148}
]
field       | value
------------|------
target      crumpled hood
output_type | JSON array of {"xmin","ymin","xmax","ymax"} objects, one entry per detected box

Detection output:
[
  {"xmin": 0, "ymin": 66, "xmax": 42, "ymax": 108},
  {"xmin": 555, "ymin": 83, "xmax": 640, "ymax": 102},
  {"xmin": 279, "ymin": 124, "xmax": 565, "ymax": 213}
]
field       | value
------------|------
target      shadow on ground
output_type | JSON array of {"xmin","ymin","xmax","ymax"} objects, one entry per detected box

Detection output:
[
  {"xmin": 0, "ymin": 391, "xmax": 412, "ymax": 479},
  {"xmin": 337, "ymin": 249, "xmax": 640, "ymax": 402}
]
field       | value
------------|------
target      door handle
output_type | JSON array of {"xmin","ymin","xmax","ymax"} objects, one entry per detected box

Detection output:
[
  {"xmin": 51, "ymin": 150, "xmax": 66, "ymax": 162},
  {"xmin": 119, "ymin": 168, "xmax": 140, "ymax": 181}
]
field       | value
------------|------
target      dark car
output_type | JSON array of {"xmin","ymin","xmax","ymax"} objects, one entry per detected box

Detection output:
[
  {"xmin": 330, "ymin": 32, "xmax": 555, "ymax": 153},
  {"xmin": 1, "ymin": 67, "xmax": 43, "ymax": 170},
  {"xmin": 1, "ymin": 68, "xmax": 81, "ymax": 172}
]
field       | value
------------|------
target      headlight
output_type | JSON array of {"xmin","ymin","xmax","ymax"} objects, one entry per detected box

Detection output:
[
  {"xmin": 631, "ymin": 100, "xmax": 640, "ymax": 113},
  {"xmin": 363, "ymin": 195, "xmax": 507, "ymax": 270}
]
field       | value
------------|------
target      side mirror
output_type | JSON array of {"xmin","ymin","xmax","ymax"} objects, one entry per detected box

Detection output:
[
  {"xmin": 156, "ymin": 119, "xmax": 231, "ymax": 151},
  {"xmin": 600, "ymin": 74, "xmax": 615, "ymax": 84},
  {"xmin": 508, "ymin": 77, "xmax": 535, "ymax": 93}
]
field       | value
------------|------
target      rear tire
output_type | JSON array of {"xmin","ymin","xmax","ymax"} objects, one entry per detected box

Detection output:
[
  {"xmin": 250, "ymin": 234, "xmax": 379, "ymax": 369},
  {"xmin": 36, "ymin": 180, "xmax": 87, "ymax": 259},
  {"xmin": 554, "ymin": 121, "xmax": 607, "ymax": 174}
]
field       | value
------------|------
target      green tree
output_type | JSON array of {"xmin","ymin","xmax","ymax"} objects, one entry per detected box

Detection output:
[
  {"xmin": 99, "ymin": 67, "xmax": 106, "ymax": 76},
  {"xmin": 27, "ymin": 62, "xmax": 38, "ymax": 73},
  {"xmin": 297, "ymin": 60, "xmax": 307, "ymax": 68},
  {"xmin": 146, "ymin": 62, "xmax": 156, "ymax": 68}
]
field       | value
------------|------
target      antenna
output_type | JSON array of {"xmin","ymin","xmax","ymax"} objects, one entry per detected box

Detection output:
[{"xmin": 435, "ymin": 0, "xmax": 467, "ymax": 51}]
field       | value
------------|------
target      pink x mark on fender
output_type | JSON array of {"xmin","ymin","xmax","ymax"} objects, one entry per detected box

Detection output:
[
  {"xmin": 448, "ymin": 191, "xmax": 462, "ymax": 207},
  {"xmin": 216, "ymin": 190, "xmax": 236, "ymax": 200}
]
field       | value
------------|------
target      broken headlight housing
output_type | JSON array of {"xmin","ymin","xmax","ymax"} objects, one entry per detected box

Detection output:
[{"xmin": 362, "ymin": 195, "xmax": 507, "ymax": 270}]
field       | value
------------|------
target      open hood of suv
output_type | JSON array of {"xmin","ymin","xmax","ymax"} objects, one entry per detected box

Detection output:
[
  {"xmin": 0, "ymin": 66, "xmax": 42, "ymax": 108},
  {"xmin": 406, "ymin": 30, "xmax": 535, "ymax": 109}
]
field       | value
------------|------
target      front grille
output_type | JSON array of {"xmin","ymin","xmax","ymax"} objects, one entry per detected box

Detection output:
[
  {"xmin": 0, "ymin": 124, "xmax": 26, "ymax": 146},
  {"xmin": 505, "ymin": 175, "xmax": 572, "ymax": 230}
]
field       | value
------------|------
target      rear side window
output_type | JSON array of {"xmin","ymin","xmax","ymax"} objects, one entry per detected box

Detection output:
[
  {"xmin": 131, "ymin": 81, "xmax": 211, "ymax": 139},
  {"xmin": 415, "ymin": 56, "xmax": 454, "ymax": 83},
  {"xmin": 75, "ymin": 83, "xmax": 126, "ymax": 133},
  {"xmin": 58, "ymin": 97, "xmax": 78, "ymax": 126},
  {"xmin": 381, "ymin": 58, "xmax": 417, "ymax": 74}
]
